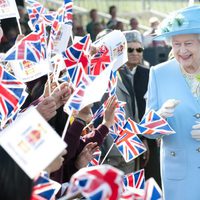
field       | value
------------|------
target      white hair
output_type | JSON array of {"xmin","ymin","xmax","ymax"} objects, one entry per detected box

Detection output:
[{"xmin": 165, "ymin": 34, "xmax": 200, "ymax": 46}]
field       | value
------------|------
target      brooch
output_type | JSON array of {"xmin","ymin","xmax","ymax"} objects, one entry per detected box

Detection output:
[{"xmin": 193, "ymin": 113, "xmax": 200, "ymax": 119}]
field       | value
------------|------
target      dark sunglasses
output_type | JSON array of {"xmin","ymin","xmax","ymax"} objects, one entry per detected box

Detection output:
[{"xmin": 127, "ymin": 47, "xmax": 144, "ymax": 53}]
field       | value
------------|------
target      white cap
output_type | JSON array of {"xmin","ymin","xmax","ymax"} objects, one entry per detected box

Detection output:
[{"xmin": 123, "ymin": 30, "xmax": 142, "ymax": 43}]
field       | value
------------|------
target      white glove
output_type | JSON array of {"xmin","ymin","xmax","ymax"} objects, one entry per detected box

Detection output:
[
  {"xmin": 191, "ymin": 121, "xmax": 200, "ymax": 141},
  {"xmin": 157, "ymin": 99, "xmax": 180, "ymax": 119}
]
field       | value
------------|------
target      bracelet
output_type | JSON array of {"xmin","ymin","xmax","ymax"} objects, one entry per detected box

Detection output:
[{"xmin": 76, "ymin": 118, "xmax": 87, "ymax": 126}]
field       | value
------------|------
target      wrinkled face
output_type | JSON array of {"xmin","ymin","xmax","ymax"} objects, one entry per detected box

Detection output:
[
  {"xmin": 127, "ymin": 42, "xmax": 143, "ymax": 68},
  {"xmin": 171, "ymin": 34, "xmax": 200, "ymax": 72}
]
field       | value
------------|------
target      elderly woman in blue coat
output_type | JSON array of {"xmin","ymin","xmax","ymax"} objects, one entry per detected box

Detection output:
[{"xmin": 146, "ymin": 5, "xmax": 200, "ymax": 200}]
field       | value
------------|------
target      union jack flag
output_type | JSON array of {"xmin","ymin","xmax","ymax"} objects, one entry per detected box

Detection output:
[
  {"xmin": 89, "ymin": 45, "xmax": 111, "ymax": 76},
  {"xmin": 48, "ymin": 0, "xmax": 73, "ymax": 51},
  {"xmin": 107, "ymin": 70, "xmax": 118, "ymax": 96},
  {"xmin": 140, "ymin": 110, "xmax": 175, "ymax": 135},
  {"xmin": 49, "ymin": 7, "xmax": 63, "ymax": 42},
  {"xmin": 0, "ymin": 65, "xmax": 27, "ymax": 129},
  {"xmin": 62, "ymin": 34, "xmax": 91, "ymax": 72},
  {"xmin": 65, "ymin": 165, "xmax": 124, "ymax": 200},
  {"xmin": 64, "ymin": 76, "xmax": 90, "ymax": 114},
  {"xmin": 63, "ymin": 0, "xmax": 73, "ymax": 25},
  {"xmin": 128, "ymin": 118, "xmax": 156, "ymax": 135},
  {"xmin": 115, "ymin": 119, "xmax": 146, "ymax": 162},
  {"xmin": 87, "ymin": 149, "xmax": 102, "ymax": 167},
  {"xmin": 3, "ymin": 25, "xmax": 46, "ymax": 63},
  {"xmin": 92, "ymin": 100, "xmax": 107, "ymax": 122},
  {"xmin": 110, "ymin": 102, "xmax": 126, "ymax": 139},
  {"xmin": 26, "ymin": 0, "xmax": 45, "ymax": 27},
  {"xmin": 66, "ymin": 63, "xmax": 88, "ymax": 88},
  {"xmin": 123, "ymin": 169, "xmax": 145, "ymax": 199},
  {"xmin": 31, "ymin": 172, "xmax": 61, "ymax": 200},
  {"xmin": 26, "ymin": 0, "xmax": 55, "ymax": 28},
  {"xmin": 143, "ymin": 178, "xmax": 162, "ymax": 200}
]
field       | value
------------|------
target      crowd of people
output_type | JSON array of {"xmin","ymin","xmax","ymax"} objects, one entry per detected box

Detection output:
[{"xmin": 1, "ymin": 1, "xmax": 200, "ymax": 200}]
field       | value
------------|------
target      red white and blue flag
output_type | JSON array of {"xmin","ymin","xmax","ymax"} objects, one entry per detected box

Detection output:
[
  {"xmin": 65, "ymin": 63, "xmax": 88, "ymax": 88},
  {"xmin": 65, "ymin": 165, "xmax": 124, "ymax": 200},
  {"xmin": 63, "ymin": 34, "xmax": 91, "ymax": 72},
  {"xmin": 107, "ymin": 70, "xmax": 118, "ymax": 96},
  {"xmin": 123, "ymin": 169, "xmax": 145, "ymax": 199},
  {"xmin": 143, "ymin": 178, "xmax": 162, "ymax": 200},
  {"xmin": 48, "ymin": 0, "xmax": 73, "ymax": 51},
  {"xmin": 92, "ymin": 100, "xmax": 107, "ymax": 122},
  {"xmin": 110, "ymin": 101, "xmax": 126, "ymax": 139},
  {"xmin": 87, "ymin": 149, "xmax": 102, "ymax": 167},
  {"xmin": 0, "ymin": 65, "xmax": 27, "ymax": 129},
  {"xmin": 140, "ymin": 110, "xmax": 175, "ymax": 135},
  {"xmin": 31, "ymin": 172, "xmax": 60, "ymax": 200},
  {"xmin": 115, "ymin": 119, "xmax": 146, "ymax": 162},
  {"xmin": 128, "ymin": 118, "xmax": 156, "ymax": 135},
  {"xmin": 63, "ymin": 0, "xmax": 73, "ymax": 25},
  {"xmin": 89, "ymin": 45, "xmax": 111, "ymax": 76},
  {"xmin": 26, "ymin": 0, "xmax": 55, "ymax": 28},
  {"xmin": 64, "ymin": 76, "xmax": 90, "ymax": 114},
  {"xmin": 3, "ymin": 25, "xmax": 46, "ymax": 63}
]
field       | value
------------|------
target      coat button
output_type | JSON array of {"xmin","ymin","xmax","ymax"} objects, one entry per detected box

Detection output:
[
  {"xmin": 170, "ymin": 151, "xmax": 176, "ymax": 156},
  {"xmin": 196, "ymin": 147, "xmax": 200, "ymax": 152}
]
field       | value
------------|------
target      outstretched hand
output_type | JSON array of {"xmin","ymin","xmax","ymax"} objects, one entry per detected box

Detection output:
[
  {"xmin": 102, "ymin": 96, "xmax": 118, "ymax": 129},
  {"xmin": 36, "ymin": 96, "xmax": 57, "ymax": 121},
  {"xmin": 52, "ymin": 82, "xmax": 73, "ymax": 109},
  {"xmin": 75, "ymin": 142, "xmax": 99, "ymax": 169}
]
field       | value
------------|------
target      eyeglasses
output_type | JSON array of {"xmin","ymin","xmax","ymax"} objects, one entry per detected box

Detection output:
[{"xmin": 127, "ymin": 47, "xmax": 144, "ymax": 53}]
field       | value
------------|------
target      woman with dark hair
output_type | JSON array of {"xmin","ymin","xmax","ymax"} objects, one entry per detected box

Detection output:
[{"xmin": 0, "ymin": 146, "xmax": 33, "ymax": 200}]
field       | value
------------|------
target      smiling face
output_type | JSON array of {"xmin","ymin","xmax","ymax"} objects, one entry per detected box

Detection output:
[{"xmin": 171, "ymin": 34, "xmax": 200, "ymax": 73}]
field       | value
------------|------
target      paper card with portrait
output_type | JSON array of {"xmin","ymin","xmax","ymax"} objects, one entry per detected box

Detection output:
[
  {"xmin": 52, "ymin": 23, "xmax": 72, "ymax": 54},
  {"xmin": 0, "ymin": 106, "xmax": 67, "ymax": 179},
  {"xmin": 9, "ymin": 59, "xmax": 52, "ymax": 82},
  {"xmin": 0, "ymin": 0, "xmax": 19, "ymax": 19},
  {"xmin": 93, "ymin": 30, "xmax": 128, "ymax": 71}
]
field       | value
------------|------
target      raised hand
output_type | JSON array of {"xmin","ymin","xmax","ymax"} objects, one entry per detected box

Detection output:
[
  {"xmin": 75, "ymin": 142, "xmax": 99, "ymax": 169},
  {"xmin": 102, "ymin": 96, "xmax": 118, "ymax": 129},
  {"xmin": 36, "ymin": 96, "xmax": 57, "ymax": 121},
  {"xmin": 158, "ymin": 99, "xmax": 180, "ymax": 118}
]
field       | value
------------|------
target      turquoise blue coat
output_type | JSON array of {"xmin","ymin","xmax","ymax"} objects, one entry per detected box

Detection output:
[{"xmin": 146, "ymin": 59, "xmax": 200, "ymax": 200}]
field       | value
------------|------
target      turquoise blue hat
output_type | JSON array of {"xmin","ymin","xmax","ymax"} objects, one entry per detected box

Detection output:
[{"xmin": 154, "ymin": 5, "xmax": 200, "ymax": 41}]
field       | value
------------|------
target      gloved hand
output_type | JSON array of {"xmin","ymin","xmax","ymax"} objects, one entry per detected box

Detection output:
[
  {"xmin": 157, "ymin": 99, "xmax": 180, "ymax": 119},
  {"xmin": 191, "ymin": 121, "xmax": 200, "ymax": 141}
]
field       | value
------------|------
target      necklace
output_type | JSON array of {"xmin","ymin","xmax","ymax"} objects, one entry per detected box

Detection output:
[{"xmin": 181, "ymin": 67, "xmax": 200, "ymax": 119}]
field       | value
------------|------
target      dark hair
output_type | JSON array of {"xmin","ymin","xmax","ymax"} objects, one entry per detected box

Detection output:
[
  {"xmin": 109, "ymin": 5, "xmax": 116, "ymax": 14},
  {"xmin": 90, "ymin": 9, "xmax": 97, "ymax": 17},
  {"xmin": 0, "ymin": 146, "xmax": 33, "ymax": 200}
]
